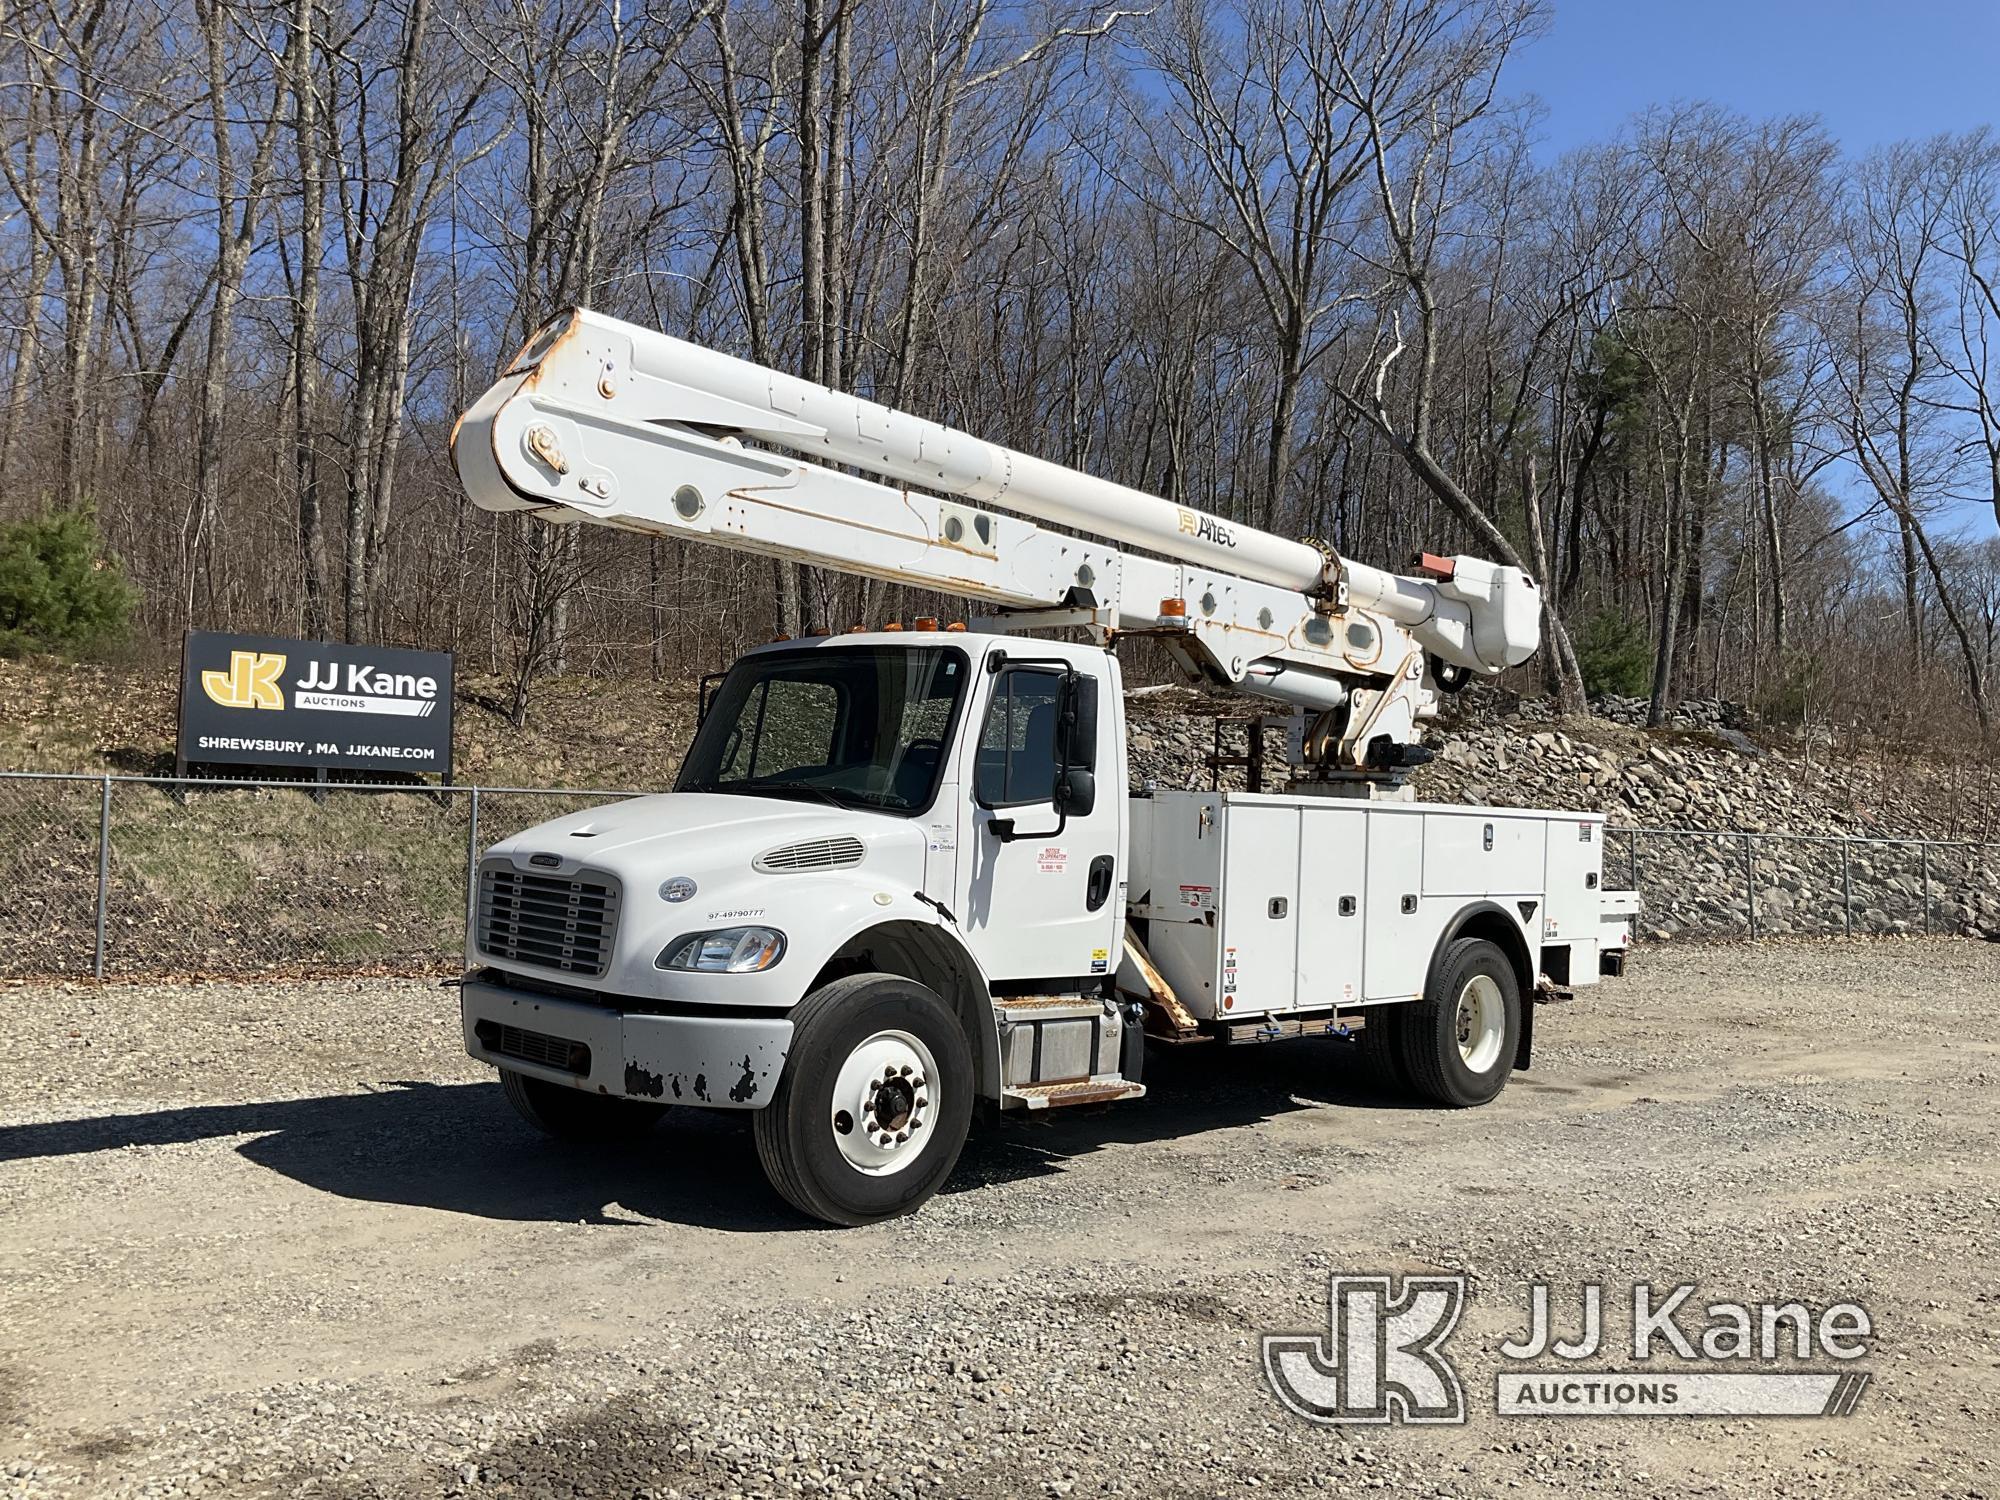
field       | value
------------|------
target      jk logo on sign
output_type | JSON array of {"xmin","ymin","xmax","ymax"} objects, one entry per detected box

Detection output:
[
  {"xmin": 1263, "ymin": 1274, "xmax": 1467, "ymax": 1425},
  {"xmin": 200, "ymin": 651, "xmax": 286, "ymax": 710}
]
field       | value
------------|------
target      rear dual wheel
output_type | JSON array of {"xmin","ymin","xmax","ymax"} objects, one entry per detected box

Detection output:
[{"xmin": 1396, "ymin": 937, "xmax": 1522, "ymax": 1107}]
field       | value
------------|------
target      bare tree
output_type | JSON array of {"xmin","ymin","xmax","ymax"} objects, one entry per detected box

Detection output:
[{"xmin": 1836, "ymin": 138, "xmax": 1990, "ymax": 729}]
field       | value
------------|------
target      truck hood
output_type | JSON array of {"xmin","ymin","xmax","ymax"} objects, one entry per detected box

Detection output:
[{"xmin": 484, "ymin": 790, "xmax": 923, "ymax": 882}]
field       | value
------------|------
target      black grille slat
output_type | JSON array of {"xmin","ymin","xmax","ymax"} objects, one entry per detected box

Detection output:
[
  {"xmin": 480, "ymin": 885, "xmax": 615, "ymax": 915},
  {"xmin": 477, "ymin": 865, "xmax": 621, "ymax": 976},
  {"xmin": 476, "ymin": 1020, "xmax": 589, "ymax": 1074}
]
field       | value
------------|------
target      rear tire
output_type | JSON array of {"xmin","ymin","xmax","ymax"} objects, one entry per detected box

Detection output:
[
  {"xmin": 753, "ymin": 972, "xmax": 974, "ymax": 1226},
  {"xmin": 1353, "ymin": 1005, "xmax": 1409, "ymax": 1091},
  {"xmin": 1396, "ymin": 938, "xmax": 1521, "ymax": 1107},
  {"xmin": 501, "ymin": 1067, "xmax": 670, "ymax": 1143}
]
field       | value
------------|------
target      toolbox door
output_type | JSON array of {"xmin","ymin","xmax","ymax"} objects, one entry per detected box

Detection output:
[
  {"xmin": 1295, "ymin": 806, "xmax": 1367, "ymax": 1009},
  {"xmin": 1217, "ymin": 803, "xmax": 1300, "ymax": 1018}
]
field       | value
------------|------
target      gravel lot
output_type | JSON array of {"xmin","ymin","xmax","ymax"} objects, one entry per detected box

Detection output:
[{"xmin": 2, "ymin": 940, "xmax": 1996, "ymax": 1499}]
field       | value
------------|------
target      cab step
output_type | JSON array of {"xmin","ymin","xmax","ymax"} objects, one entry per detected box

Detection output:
[
  {"xmin": 1001, "ymin": 1078, "xmax": 1146, "ymax": 1110},
  {"xmin": 995, "ymin": 995, "xmax": 1106, "ymax": 1023}
]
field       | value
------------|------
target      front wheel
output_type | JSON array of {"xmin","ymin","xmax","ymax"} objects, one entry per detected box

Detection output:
[
  {"xmin": 753, "ymin": 973, "xmax": 974, "ymax": 1226},
  {"xmin": 1396, "ymin": 938, "xmax": 1522, "ymax": 1107},
  {"xmin": 501, "ymin": 1067, "xmax": 671, "ymax": 1143}
]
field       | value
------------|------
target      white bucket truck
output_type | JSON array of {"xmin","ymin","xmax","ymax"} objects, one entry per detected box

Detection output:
[{"xmin": 451, "ymin": 310, "xmax": 1637, "ymax": 1224}]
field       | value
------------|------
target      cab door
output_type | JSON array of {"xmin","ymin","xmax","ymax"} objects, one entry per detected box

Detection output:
[{"xmin": 952, "ymin": 651, "xmax": 1122, "ymax": 984}]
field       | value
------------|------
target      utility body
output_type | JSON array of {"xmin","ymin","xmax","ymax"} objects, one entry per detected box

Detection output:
[{"xmin": 452, "ymin": 309, "xmax": 1637, "ymax": 1224}]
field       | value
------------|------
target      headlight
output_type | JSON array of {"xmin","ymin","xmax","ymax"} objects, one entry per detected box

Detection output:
[{"xmin": 656, "ymin": 926, "xmax": 787, "ymax": 973}]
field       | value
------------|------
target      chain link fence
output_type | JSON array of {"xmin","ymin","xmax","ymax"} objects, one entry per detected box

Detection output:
[
  {"xmin": 1, "ymin": 771, "xmax": 1994, "ymax": 982},
  {"xmin": 1600, "ymin": 827, "xmax": 1998, "ymax": 940},
  {"xmin": 0, "ymin": 773, "xmax": 636, "ymax": 980}
]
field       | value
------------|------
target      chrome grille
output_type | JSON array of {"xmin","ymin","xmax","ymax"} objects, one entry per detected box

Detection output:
[
  {"xmin": 754, "ymin": 835, "xmax": 866, "ymax": 872},
  {"xmin": 477, "ymin": 864, "xmax": 620, "ymax": 976}
]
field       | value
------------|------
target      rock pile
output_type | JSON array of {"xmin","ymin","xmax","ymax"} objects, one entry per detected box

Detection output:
[
  {"xmin": 1586, "ymin": 693, "xmax": 1751, "ymax": 732},
  {"xmin": 1123, "ymin": 689, "xmax": 2000, "ymax": 944}
]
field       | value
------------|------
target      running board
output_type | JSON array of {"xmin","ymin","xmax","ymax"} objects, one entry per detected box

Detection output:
[{"xmin": 1001, "ymin": 1078, "xmax": 1146, "ymax": 1111}]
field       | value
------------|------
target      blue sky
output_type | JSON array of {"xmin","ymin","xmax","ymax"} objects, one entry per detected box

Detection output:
[
  {"xmin": 1509, "ymin": 0, "xmax": 2000, "ymax": 158},
  {"xmin": 1509, "ymin": 1, "xmax": 2000, "ymax": 542}
]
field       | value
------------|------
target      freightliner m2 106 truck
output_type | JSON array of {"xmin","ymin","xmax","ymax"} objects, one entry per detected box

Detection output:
[{"xmin": 450, "ymin": 310, "xmax": 1637, "ymax": 1225}]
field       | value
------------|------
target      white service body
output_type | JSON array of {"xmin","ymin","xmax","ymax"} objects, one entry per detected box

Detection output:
[{"xmin": 1129, "ymin": 792, "xmax": 1629, "ymax": 1022}]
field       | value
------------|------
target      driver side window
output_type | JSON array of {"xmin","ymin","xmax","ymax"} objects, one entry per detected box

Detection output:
[{"xmin": 974, "ymin": 668, "xmax": 1062, "ymax": 807}]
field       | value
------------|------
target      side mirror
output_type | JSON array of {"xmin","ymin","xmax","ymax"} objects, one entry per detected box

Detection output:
[
  {"xmin": 1055, "ymin": 766, "xmax": 1096, "ymax": 818},
  {"xmin": 1063, "ymin": 673, "xmax": 1098, "ymax": 772}
]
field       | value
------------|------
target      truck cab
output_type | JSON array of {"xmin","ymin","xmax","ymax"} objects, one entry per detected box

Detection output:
[{"xmin": 461, "ymin": 630, "xmax": 1137, "ymax": 1224}]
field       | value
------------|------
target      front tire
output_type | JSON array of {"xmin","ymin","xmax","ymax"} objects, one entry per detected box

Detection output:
[
  {"xmin": 501, "ymin": 1067, "xmax": 670, "ymax": 1143},
  {"xmin": 1397, "ymin": 938, "xmax": 1522, "ymax": 1107},
  {"xmin": 754, "ymin": 972, "xmax": 974, "ymax": 1226}
]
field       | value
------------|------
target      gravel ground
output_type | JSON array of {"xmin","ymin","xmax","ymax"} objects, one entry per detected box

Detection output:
[{"xmin": 2, "ymin": 940, "xmax": 1997, "ymax": 1499}]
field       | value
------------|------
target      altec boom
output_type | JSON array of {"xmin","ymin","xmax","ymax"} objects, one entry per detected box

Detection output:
[
  {"xmin": 449, "ymin": 308, "xmax": 1635, "ymax": 1227},
  {"xmin": 453, "ymin": 308, "xmax": 1540, "ymax": 767}
]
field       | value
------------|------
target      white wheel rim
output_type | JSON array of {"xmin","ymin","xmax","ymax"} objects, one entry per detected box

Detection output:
[
  {"xmin": 1455, "ymin": 975, "xmax": 1505, "ymax": 1074},
  {"xmin": 829, "ymin": 1028, "xmax": 939, "ymax": 1177}
]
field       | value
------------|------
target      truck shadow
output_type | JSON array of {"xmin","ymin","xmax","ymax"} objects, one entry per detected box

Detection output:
[{"xmin": 0, "ymin": 1039, "xmax": 1419, "ymax": 1232}]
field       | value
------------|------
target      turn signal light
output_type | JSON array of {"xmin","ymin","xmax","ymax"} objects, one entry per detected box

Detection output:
[{"xmin": 1160, "ymin": 597, "xmax": 1188, "ymax": 618}]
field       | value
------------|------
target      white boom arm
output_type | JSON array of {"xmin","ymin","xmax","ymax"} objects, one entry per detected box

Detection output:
[{"xmin": 452, "ymin": 309, "xmax": 1542, "ymax": 770}]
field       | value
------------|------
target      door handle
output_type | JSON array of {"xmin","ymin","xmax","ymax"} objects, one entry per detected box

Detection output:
[{"xmin": 1086, "ymin": 855, "xmax": 1115, "ymax": 912}]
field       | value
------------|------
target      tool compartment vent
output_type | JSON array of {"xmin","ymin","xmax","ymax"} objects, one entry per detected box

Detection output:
[
  {"xmin": 477, "ymin": 864, "xmax": 620, "ymax": 976},
  {"xmin": 754, "ymin": 836, "xmax": 866, "ymax": 873}
]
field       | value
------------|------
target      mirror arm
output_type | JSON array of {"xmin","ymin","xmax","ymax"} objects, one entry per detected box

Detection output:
[{"xmin": 987, "ymin": 805, "xmax": 1068, "ymax": 844}]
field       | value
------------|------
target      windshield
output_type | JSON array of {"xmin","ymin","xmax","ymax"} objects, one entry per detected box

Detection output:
[{"xmin": 676, "ymin": 646, "xmax": 968, "ymax": 814}]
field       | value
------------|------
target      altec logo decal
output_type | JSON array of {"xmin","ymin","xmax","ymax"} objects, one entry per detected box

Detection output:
[
  {"xmin": 1175, "ymin": 506, "xmax": 1239, "ymax": 549},
  {"xmin": 200, "ymin": 652, "xmax": 440, "ymax": 718},
  {"xmin": 201, "ymin": 651, "xmax": 287, "ymax": 710}
]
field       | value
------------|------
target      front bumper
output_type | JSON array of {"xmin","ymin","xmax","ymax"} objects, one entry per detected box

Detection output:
[{"xmin": 461, "ymin": 976, "xmax": 794, "ymax": 1109}]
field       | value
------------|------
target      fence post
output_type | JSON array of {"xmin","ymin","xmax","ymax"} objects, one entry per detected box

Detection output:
[
  {"xmin": 463, "ymin": 787, "xmax": 482, "ymax": 969},
  {"xmin": 1921, "ymin": 843, "xmax": 1931, "ymax": 935},
  {"xmin": 1841, "ymin": 840, "xmax": 1853, "ymax": 937},
  {"xmin": 93, "ymin": 775, "xmax": 112, "ymax": 980},
  {"xmin": 1744, "ymin": 832, "xmax": 1756, "ymax": 938},
  {"xmin": 1628, "ymin": 832, "xmax": 1639, "ymax": 894}
]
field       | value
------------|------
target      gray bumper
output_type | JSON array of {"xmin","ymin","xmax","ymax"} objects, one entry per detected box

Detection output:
[{"xmin": 461, "ymin": 977, "xmax": 794, "ymax": 1109}]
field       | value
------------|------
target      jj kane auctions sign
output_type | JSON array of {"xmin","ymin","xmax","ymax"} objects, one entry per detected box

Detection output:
[{"xmin": 179, "ymin": 631, "xmax": 454, "ymax": 777}]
